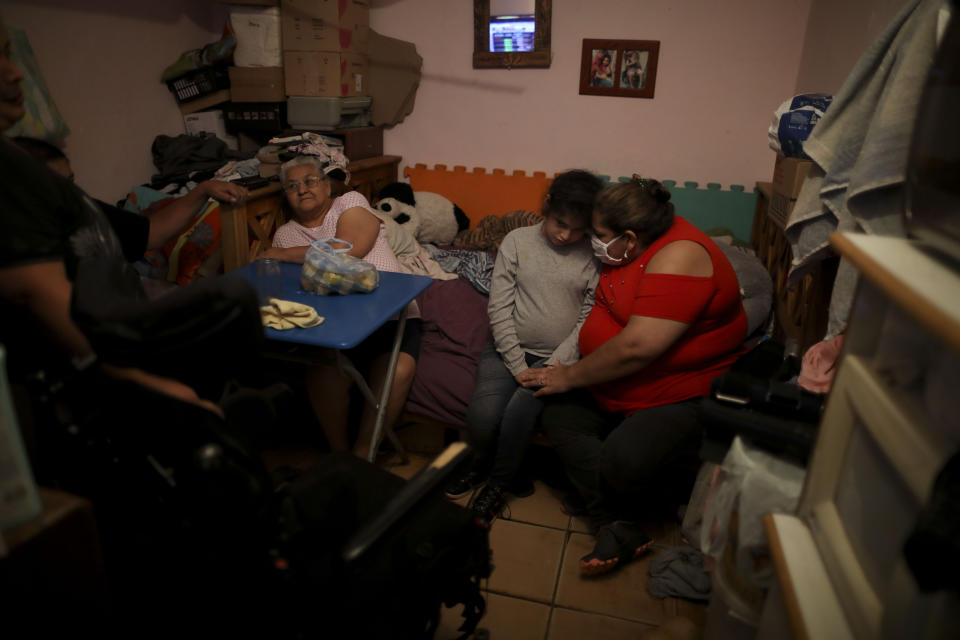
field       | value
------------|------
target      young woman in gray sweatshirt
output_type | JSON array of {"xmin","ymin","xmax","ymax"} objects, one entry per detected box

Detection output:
[{"xmin": 445, "ymin": 170, "xmax": 603, "ymax": 526}]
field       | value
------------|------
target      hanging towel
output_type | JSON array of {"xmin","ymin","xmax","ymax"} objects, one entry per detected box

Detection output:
[{"xmin": 784, "ymin": 0, "xmax": 944, "ymax": 339}]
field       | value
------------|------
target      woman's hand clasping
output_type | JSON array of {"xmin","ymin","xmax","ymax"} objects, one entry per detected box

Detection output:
[{"xmin": 518, "ymin": 363, "xmax": 571, "ymax": 397}]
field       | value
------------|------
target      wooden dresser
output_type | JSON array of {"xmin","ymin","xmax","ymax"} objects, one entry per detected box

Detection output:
[
  {"xmin": 341, "ymin": 154, "xmax": 402, "ymax": 204},
  {"xmin": 751, "ymin": 181, "xmax": 837, "ymax": 352},
  {"xmin": 220, "ymin": 154, "xmax": 401, "ymax": 272}
]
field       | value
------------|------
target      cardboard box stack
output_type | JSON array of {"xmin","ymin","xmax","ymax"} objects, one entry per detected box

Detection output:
[
  {"xmin": 209, "ymin": 0, "xmax": 373, "ymax": 147},
  {"xmin": 210, "ymin": 2, "xmax": 286, "ymax": 142},
  {"xmin": 281, "ymin": 0, "xmax": 371, "ymax": 98},
  {"xmin": 768, "ymin": 152, "xmax": 813, "ymax": 228},
  {"xmin": 228, "ymin": 4, "xmax": 285, "ymax": 102}
]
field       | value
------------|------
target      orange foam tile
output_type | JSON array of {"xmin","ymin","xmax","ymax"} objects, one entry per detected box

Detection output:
[{"xmin": 404, "ymin": 162, "xmax": 553, "ymax": 226}]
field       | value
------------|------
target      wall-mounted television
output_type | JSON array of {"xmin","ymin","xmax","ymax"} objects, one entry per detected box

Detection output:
[{"xmin": 488, "ymin": 14, "xmax": 535, "ymax": 53}]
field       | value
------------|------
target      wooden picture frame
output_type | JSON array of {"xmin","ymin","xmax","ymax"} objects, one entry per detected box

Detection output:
[
  {"xmin": 579, "ymin": 39, "xmax": 659, "ymax": 98},
  {"xmin": 474, "ymin": 0, "xmax": 552, "ymax": 69}
]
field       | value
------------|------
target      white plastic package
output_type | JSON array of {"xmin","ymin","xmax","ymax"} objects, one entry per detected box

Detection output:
[
  {"xmin": 699, "ymin": 436, "xmax": 806, "ymax": 589},
  {"xmin": 230, "ymin": 7, "xmax": 282, "ymax": 67}
]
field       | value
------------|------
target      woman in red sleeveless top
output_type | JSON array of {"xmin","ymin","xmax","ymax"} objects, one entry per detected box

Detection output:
[{"xmin": 524, "ymin": 177, "xmax": 747, "ymax": 576}]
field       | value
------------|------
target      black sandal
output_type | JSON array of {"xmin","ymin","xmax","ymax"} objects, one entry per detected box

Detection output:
[{"xmin": 579, "ymin": 521, "xmax": 654, "ymax": 576}]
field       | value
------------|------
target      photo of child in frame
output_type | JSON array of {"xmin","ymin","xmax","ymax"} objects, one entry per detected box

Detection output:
[
  {"xmin": 619, "ymin": 49, "xmax": 649, "ymax": 89},
  {"xmin": 590, "ymin": 48, "xmax": 617, "ymax": 87},
  {"xmin": 579, "ymin": 39, "xmax": 659, "ymax": 99}
]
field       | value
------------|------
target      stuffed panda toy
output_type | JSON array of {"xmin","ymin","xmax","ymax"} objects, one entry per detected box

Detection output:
[{"xmin": 374, "ymin": 182, "xmax": 470, "ymax": 246}]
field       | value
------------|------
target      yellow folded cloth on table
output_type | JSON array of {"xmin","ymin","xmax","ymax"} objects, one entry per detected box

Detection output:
[{"xmin": 260, "ymin": 298, "xmax": 324, "ymax": 330}]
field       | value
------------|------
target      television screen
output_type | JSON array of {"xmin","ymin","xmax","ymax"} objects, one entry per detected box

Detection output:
[{"xmin": 489, "ymin": 15, "xmax": 535, "ymax": 53}]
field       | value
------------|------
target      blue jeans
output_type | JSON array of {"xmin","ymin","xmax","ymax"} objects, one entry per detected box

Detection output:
[{"xmin": 465, "ymin": 341, "xmax": 546, "ymax": 486}]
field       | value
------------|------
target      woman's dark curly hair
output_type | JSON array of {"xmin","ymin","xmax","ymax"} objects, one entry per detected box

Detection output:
[{"xmin": 594, "ymin": 175, "xmax": 674, "ymax": 246}]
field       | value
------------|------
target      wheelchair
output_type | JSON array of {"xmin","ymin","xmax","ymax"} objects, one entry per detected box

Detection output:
[{"xmin": 16, "ymin": 256, "xmax": 489, "ymax": 639}]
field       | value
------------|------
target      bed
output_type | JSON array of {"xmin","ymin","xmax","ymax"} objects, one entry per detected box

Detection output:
[{"xmin": 217, "ymin": 163, "xmax": 771, "ymax": 433}]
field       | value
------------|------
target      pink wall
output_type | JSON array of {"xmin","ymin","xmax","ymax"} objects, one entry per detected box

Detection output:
[
  {"xmin": 3, "ymin": 0, "xmax": 815, "ymax": 200},
  {"xmin": 2, "ymin": 1, "xmax": 227, "ymax": 202},
  {"xmin": 373, "ymin": 0, "xmax": 812, "ymax": 189},
  {"xmin": 794, "ymin": 0, "xmax": 908, "ymax": 94}
]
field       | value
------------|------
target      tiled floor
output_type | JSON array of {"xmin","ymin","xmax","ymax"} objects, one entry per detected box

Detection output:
[
  {"xmin": 387, "ymin": 453, "xmax": 707, "ymax": 640},
  {"xmin": 260, "ymin": 445, "xmax": 707, "ymax": 640}
]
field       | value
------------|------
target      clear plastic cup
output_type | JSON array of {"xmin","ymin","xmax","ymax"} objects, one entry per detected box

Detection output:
[{"xmin": 257, "ymin": 258, "xmax": 283, "ymax": 304}]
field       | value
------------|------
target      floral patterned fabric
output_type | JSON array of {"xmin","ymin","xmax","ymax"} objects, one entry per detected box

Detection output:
[{"xmin": 141, "ymin": 199, "xmax": 222, "ymax": 285}]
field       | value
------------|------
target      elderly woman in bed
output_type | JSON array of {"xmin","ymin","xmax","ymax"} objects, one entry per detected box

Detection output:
[
  {"xmin": 525, "ymin": 177, "xmax": 748, "ymax": 576},
  {"xmin": 258, "ymin": 156, "xmax": 421, "ymax": 457}
]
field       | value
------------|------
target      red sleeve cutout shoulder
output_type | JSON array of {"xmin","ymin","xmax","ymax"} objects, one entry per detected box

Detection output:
[{"xmin": 632, "ymin": 273, "xmax": 716, "ymax": 323}]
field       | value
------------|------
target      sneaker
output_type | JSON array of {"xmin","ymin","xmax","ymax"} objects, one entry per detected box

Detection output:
[
  {"xmin": 579, "ymin": 521, "xmax": 654, "ymax": 576},
  {"xmin": 470, "ymin": 484, "xmax": 507, "ymax": 528},
  {"xmin": 445, "ymin": 469, "xmax": 486, "ymax": 500}
]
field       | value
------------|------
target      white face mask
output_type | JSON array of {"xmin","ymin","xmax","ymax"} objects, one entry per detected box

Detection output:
[{"xmin": 591, "ymin": 234, "xmax": 627, "ymax": 264}]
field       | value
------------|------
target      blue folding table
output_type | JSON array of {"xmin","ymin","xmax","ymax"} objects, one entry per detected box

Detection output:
[{"xmin": 231, "ymin": 262, "xmax": 432, "ymax": 461}]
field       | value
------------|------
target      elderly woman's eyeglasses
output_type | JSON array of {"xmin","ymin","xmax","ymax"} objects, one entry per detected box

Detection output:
[{"xmin": 283, "ymin": 176, "xmax": 323, "ymax": 193}]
